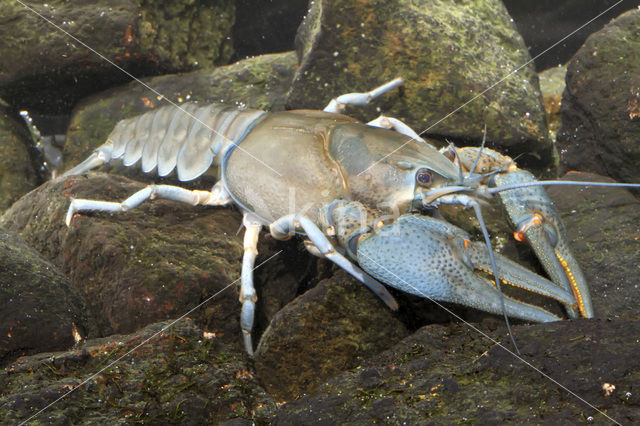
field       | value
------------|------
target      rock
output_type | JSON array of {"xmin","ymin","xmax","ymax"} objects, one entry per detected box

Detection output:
[
  {"xmin": 63, "ymin": 51, "xmax": 297, "ymax": 172},
  {"xmin": 273, "ymin": 319, "xmax": 640, "ymax": 423},
  {"xmin": 254, "ymin": 271, "xmax": 409, "ymax": 400},
  {"xmin": 0, "ymin": 171, "xmax": 312, "ymax": 351},
  {"xmin": 0, "ymin": 227, "xmax": 93, "ymax": 367},
  {"xmin": 286, "ymin": 0, "xmax": 552, "ymax": 168},
  {"xmin": 0, "ymin": 0, "xmax": 234, "ymax": 114},
  {"xmin": 0, "ymin": 319, "xmax": 276, "ymax": 424},
  {"xmin": 0, "ymin": 173, "xmax": 248, "ymax": 344},
  {"xmin": 0, "ymin": 103, "xmax": 41, "ymax": 211},
  {"xmin": 557, "ymin": 8, "xmax": 640, "ymax": 183},
  {"xmin": 547, "ymin": 172, "xmax": 640, "ymax": 320}
]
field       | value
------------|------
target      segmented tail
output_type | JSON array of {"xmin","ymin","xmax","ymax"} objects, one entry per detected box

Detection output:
[{"xmin": 64, "ymin": 103, "xmax": 266, "ymax": 181}]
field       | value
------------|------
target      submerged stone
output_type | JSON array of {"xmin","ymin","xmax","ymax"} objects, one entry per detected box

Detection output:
[
  {"xmin": 0, "ymin": 0, "xmax": 235, "ymax": 114},
  {"xmin": 558, "ymin": 8, "xmax": 640, "ymax": 182},
  {"xmin": 287, "ymin": 0, "xmax": 552, "ymax": 169},
  {"xmin": 0, "ymin": 227, "xmax": 93, "ymax": 367}
]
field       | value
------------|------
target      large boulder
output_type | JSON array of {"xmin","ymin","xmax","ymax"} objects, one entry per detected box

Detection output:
[
  {"xmin": 0, "ymin": 0, "xmax": 234, "ymax": 114},
  {"xmin": 254, "ymin": 271, "xmax": 409, "ymax": 400},
  {"xmin": 286, "ymin": 0, "xmax": 552, "ymax": 168},
  {"xmin": 0, "ymin": 227, "xmax": 93, "ymax": 367},
  {"xmin": 557, "ymin": 8, "xmax": 640, "ymax": 183},
  {"xmin": 274, "ymin": 319, "xmax": 640, "ymax": 423},
  {"xmin": 1, "ymin": 173, "xmax": 246, "ymax": 345}
]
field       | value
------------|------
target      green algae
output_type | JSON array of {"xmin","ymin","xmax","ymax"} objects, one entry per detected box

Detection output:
[{"xmin": 137, "ymin": 0, "xmax": 234, "ymax": 70}]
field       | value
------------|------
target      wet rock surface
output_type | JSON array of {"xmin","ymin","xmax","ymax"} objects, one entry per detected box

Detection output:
[
  {"xmin": 254, "ymin": 271, "xmax": 409, "ymax": 400},
  {"xmin": 0, "ymin": 319, "xmax": 276, "ymax": 424},
  {"xmin": 274, "ymin": 319, "xmax": 640, "ymax": 424},
  {"xmin": 557, "ymin": 8, "xmax": 640, "ymax": 183},
  {"xmin": 0, "ymin": 227, "xmax": 93, "ymax": 367},
  {"xmin": 63, "ymin": 51, "xmax": 297, "ymax": 172},
  {"xmin": 0, "ymin": 0, "xmax": 234, "ymax": 114},
  {"xmin": 0, "ymin": 173, "xmax": 248, "ymax": 344},
  {"xmin": 548, "ymin": 172, "xmax": 640, "ymax": 320},
  {"xmin": 287, "ymin": 0, "xmax": 552, "ymax": 168}
]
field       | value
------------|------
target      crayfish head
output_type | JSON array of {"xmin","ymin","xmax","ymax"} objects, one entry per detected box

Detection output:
[
  {"xmin": 328, "ymin": 122, "xmax": 463, "ymax": 213},
  {"xmin": 409, "ymin": 146, "xmax": 514, "ymax": 209}
]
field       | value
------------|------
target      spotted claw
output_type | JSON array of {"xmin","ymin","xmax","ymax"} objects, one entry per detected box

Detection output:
[{"xmin": 355, "ymin": 214, "xmax": 576, "ymax": 322}]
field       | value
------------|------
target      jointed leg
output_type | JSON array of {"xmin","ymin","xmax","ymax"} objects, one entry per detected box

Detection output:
[
  {"xmin": 323, "ymin": 78, "xmax": 404, "ymax": 113},
  {"xmin": 269, "ymin": 214, "xmax": 398, "ymax": 310},
  {"xmin": 367, "ymin": 115, "xmax": 425, "ymax": 142},
  {"xmin": 240, "ymin": 213, "xmax": 262, "ymax": 356},
  {"xmin": 65, "ymin": 181, "xmax": 232, "ymax": 226}
]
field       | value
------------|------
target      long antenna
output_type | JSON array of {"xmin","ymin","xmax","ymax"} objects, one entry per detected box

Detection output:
[
  {"xmin": 488, "ymin": 180, "xmax": 640, "ymax": 194},
  {"xmin": 471, "ymin": 202, "xmax": 520, "ymax": 354},
  {"xmin": 468, "ymin": 124, "xmax": 488, "ymax": 178}
]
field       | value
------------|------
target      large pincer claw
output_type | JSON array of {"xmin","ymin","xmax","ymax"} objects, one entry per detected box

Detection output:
[
  {"xmin": 493, "ymin": 169, "xmax": 592, "ymax": 318},
  {"xmin": 355, "ymin": 215, "xmax": 576, "ymax": 322}
]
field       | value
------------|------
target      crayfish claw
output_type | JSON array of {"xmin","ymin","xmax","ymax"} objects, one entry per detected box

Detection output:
[
  {"xmin": 494, "ymin": 169, "xmax": 593, "ymax": 318},
  {"xmin": 355, "ymin": 215, "xmax": 573, "ymax": 323}
]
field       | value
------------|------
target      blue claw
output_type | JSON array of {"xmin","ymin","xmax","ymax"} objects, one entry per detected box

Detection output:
[{"xmin": 356, "ymin": 215, "xmax": 575, "ymax": 323}]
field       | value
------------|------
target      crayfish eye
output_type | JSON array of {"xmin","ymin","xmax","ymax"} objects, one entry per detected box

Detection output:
[{"xmin": 416, "ymin": 169, "xmax": 432, "ymax": 186}]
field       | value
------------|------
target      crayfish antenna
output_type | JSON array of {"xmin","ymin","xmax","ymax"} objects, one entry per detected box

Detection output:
[
  {"xmin": 467, "ymin": 124, "xmax": 488, "ymax": 178},
  {"xmin": 487, "ymin": 180, "xmax": 640, "ymax": 194},
  {"xmin": 471, "ymin": 201, "xmax": 521, "ymax": 355},
  {"xmin": 456, "ymin": 151, "xmax": 465, "ymax": 186}
]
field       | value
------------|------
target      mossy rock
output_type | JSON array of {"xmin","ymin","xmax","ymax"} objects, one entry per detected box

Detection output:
[
  {"xmin": 557, "ymin": 8, "xmax": 640, "ymax": 182},
  {"xmin": 287, "ymin": 0, "xmax": 552, "ymax": 169},
  {"xmin": 254, "ymin": 270, "xmax": 409, "ymax": 400},
  {"xmin": 0, "ymin": 319, "xmax": 276, "ymax": 424},
  {"xmin": 274, "ymin": 319, "xmax": 640, "ymax": 423},
  {"xmin": 0, "ymin": 0, "xmax": 235, "ymax": 114},
  {"xmin": 0, "ymin": 173, "xmax": 247, "ymax": 345}
]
